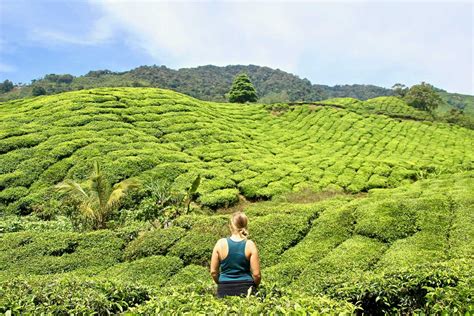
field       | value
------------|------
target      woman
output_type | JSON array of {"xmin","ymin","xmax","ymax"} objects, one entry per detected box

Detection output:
[{"xmin": 210, "ymin": 211, "xmax": 261, "ymax": 298}]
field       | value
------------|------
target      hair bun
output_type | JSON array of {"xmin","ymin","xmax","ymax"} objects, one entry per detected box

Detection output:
[{"xmin": 239, "ymin": 228, "xmax": 249, "ymax": 237}]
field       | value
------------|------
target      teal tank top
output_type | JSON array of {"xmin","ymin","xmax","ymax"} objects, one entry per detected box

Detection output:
[{"xmin": 218, "ymin": 238, "xmax": 253, "ymax": 282}]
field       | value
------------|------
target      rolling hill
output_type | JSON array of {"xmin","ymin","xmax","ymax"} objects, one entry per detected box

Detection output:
[
  {"xmin": 0, "ymin": 88, "xmax": 473, "ymax": 313},
  {"xmin": 2, "ymin": 65, "xmax": 473, "ymax": 118}
]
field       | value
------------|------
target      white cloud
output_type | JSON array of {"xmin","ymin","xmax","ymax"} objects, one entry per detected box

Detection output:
[
  {"xmin": 88, "ymin": 1, "xmax": 472, "ymax": 94},
  {"xmin": 31, "ymin": 16, "xmax": 115, "ymax": 46}
]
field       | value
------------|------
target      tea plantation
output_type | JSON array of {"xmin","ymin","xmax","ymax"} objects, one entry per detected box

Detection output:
[{"xmin": 0, "ymin": 88, "xmax": 473, "ymax": 314}]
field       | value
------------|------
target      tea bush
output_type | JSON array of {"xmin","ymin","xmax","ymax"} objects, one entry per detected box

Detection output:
[
  {"xmin": 0, "ymin": 230, "xmax": 124, "ymax": 277},
  {"xmin": 0, "ymin": 276, "xmax": 151, "ymax": 315},
  {"xmin": 1, "ymin": 88, "xmax": 473, "ymax": 212},
  {"xmin": 100, "ymin": 255, "xmax": 183, "ymax": 287},
  {"xmin": 123, "ymin": 226, "xmax": 186, "ymax": 261}
]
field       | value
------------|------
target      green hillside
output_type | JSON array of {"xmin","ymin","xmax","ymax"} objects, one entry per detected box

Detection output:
[
  {"xmin": 2, "ymin": 65, "xmax": 472, "ymax": 117},
  {"xmin": 1, "ymin": 88, "xmax": 473, "ymax": 314}
]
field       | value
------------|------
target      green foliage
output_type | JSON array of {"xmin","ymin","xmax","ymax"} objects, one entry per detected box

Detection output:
[
  {"xmin": 391, "ymin": 83, "xmax": 408, "ymax": 98},
  {"xmin": 326, "ymin": 259, "xmax": 474, "ymax": 314},
  {"xmin": 296, "ymin": 235, "xmax": 388, "ymax": 294},
  {"xmin": 0, "ymin": 215, "xmax": 72, "ymax": 234},
  {"xmin": 0, "ymin": 230, "xmax": 124, "ymax": 277},
  {"xmin": 169, "ymin": 215, "xmax": 228, "ymax": 265},
  {"xmin": 198, "ymin": 188, "xmax": 239, "ymax": 209},
  {"xmin": 32, "ymin": 85, "xmax": 46, "ymax": 96},
  {"xmin": 404, "ymin": 82, "xmax": 445, "ymax": 112},
  {"xmin": 228, "ymin": 73, "xmax": 258, "ymax": 103},
  {"xmin": 166, "ymin": 264, "xmax": 212, "ymax": 287},
  {"xmin": 127, "ymin": 285, "xmax": 357, "ymax": 314},
  {"xmin": 0, "ymin": 80, "xmax": 14, "ymax": 93},
  {"xmin": 0, "ymin": 277, "xmax": 151, "ymax": 315},
  {"xmin": 354, "ymin": 199, "xmax": 418, "ymax": 242},
  {"xmin": 135, "ymin": 175, "xmax": 200, "ymax": 228},
  {"xmin": 123, "ymin": 226, "xmax": 186, "ymax": 261},
  {"xmin": 1, "ymin": 88, "xmax": 472, "ymax": 213},
  {"xmin": 251, "ymin": 213, "xmax": 312, "ymax": 267},
  {"xmin": 0, "ymin": 87, "xmax": 473, "ymax": 314},
  {"xmin": 55, "ymin": 161, "xmax": 140, "ymax": 230},
  {"xmin": 99, "ymin": 255, "xmax": 183, "ymax": 287},
  {"xmin": 1, "ymin": 66, "xmax": 471, "ymax": 115}
]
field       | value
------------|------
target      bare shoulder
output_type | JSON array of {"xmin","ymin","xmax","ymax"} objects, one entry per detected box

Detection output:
[
  {"xmin": 246, "ymin": 239, "xmax": 257, "ymax": 249},
  {"xmin": 216, "ymin": 238, "xmax": 227, "ymax": 246}
]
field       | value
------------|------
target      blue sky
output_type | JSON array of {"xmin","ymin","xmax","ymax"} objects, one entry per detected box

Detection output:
[{"xmin": 0, "ymin": 0, "xmax": 472, "ymax": 94}]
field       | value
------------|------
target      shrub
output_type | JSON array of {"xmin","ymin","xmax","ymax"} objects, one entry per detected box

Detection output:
[
  {"xmin": 99, "ymin": 255, "xmax": 183, "ymax": 287},
  {"xmin": 354, "ymin": 199, "xmax": 419, "ymax": 242},
  {"xmin": 0, "ymin": 276, "xmax": 151, "ymax": 315},
  {"xmin": 296, "ymin": 235, "xmax": 387, "ymax": 294},
  {"xmin": 250, "ymin": 214, "xmax": 311, "ymax": 267},
  {"xmin": 328, "ymin": 259, "xmax": 474, "ymax": 314},
  {"xmin": 168, "ymin": 231, "xmax": 219, "ymax": 266},
  {"xmin": 0, "ymin": 230, "xmax": 124, "ymax": 276},
  {"xmin": 198, "ymin": 188, "xmax": 239, "ymax": 209},
  {"xmin": 277, "ymin": 203, "xmax": 354, "ymax": 268},
  {"xmin": 127, "ymin": 283, "xmax": 356, "ymax": 314},
  {"xmin": 123, "ymin": 227, "xmax": 186, "ymax": 261},
  {"xmin": 166, "ymin": 264, "xmax": 212, "ymax": 287}
]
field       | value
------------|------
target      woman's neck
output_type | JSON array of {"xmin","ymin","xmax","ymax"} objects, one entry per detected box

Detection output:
[{"xmin": 230, "ymin": 233, "xmax": 244, "ymax": 241}]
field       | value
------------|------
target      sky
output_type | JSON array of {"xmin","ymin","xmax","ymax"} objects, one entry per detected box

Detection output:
[{"xmin": 0, "ymin": 0, "xmax": 472, "ymax": 94}]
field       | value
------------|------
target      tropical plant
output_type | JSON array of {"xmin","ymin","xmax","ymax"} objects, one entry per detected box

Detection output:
[
  {"xmin": 228, "ymin": 73, "xmax": 258, "ymax": 103},
  {"xmin": 54, "ymin": 161, "xmax": 139, "ymax": 230},
  {"xmin": 137, "ymin": 175, "xmax": 200, "ymax": 228}
]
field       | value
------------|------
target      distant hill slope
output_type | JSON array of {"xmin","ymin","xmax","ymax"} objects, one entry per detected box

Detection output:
[
  {"xmin": 1, "ymin": 88, "xmax": 473, "ymax": 214},
  {"xmin": 2, "ymin": 65, "xmax": 471, "ymax": 115}
]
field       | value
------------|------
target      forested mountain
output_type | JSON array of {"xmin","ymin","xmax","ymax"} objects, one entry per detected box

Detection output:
[
  {"xmin": 0, "ymin": 65, "xmax": 400, "ymax": 103},
  {"xmin": 1, "ymin": 65, "xmax": 472, "ymax": 116}
]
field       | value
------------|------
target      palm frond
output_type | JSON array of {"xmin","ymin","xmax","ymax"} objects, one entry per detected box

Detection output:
[
  {"xmin": 54, "ymin": 179, "xmax": 89, "ymax": 202},
  {"xmin": 78, "ymin": 201, "xmax": 96, "ymax": 220},
  {"xmin": 90, "ymin": 161, "xmax": 111, "ymax": 210},
  {"xmin": 106, "ymin": 178, "xmax": 140, "ymax": 208}
]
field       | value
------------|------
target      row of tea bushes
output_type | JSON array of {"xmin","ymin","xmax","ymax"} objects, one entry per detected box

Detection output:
[{"xmin": 1, "ymin": 88, "xmax": 473, "ymax": 214}]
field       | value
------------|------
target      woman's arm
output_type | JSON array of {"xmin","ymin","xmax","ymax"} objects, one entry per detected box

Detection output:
[
  {"xmin": 210, "ymin": 240, "xmax": 221, "ymax": 284},
  {"xmin": 248, "ymin": 240, "xmax": 261, "ymax": 286}
]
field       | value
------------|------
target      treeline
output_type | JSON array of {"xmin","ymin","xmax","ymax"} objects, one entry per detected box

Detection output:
[
  {"xmin": 0, "ymin": 65, "xmax": 472, "ymax": 116},
  {"xmin": 0, "ymin": 65, "xmax": 393, "ymax": 102}
]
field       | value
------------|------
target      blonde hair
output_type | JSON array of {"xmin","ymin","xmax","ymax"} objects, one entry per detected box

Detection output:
[{"xmin": 230, "ymin": 212, "xmax": 249, "ymax": 238}]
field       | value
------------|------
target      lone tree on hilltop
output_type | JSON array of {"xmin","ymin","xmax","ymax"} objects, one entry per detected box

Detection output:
[
  {"xmin": 228, "ymin": 73, "xmax": 258, "ymax": 103},
  {"xmin": 404, "ymin": 82, "xmax": 444, "ymax": 113},
  {"xmin": 391, "ymin": 83, "xmax": 408, "ymax": 98},
  {"xmin": 0, "ymin": 79, "xmax": 14, "ymax": 93}
]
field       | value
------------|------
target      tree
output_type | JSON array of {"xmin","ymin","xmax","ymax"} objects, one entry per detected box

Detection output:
[
  {"xmin": 228, "ymin": 73, "xmax": 258, "ymax": 103},
  {"xmin": 404, "ymin": 82, "xmax": 444, "ymax": 112},
  {"xmin": 32, "ymin": 86, "xmax": 46, "ymax": 96},
  {"xmin": 0, "ymin": 79, "xmax": 14, "ymax": 93},
  {"xmin": 391, "ymin": 83, "xmax": 408, "ymax": 98},
  {"xmin": 55, "ymin": 161, "xmax": 139, "ymax": 230}
]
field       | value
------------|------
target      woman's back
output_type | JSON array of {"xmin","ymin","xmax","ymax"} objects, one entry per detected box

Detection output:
[
  {"xmin": 219, "ymin": 238, "xmax": 253, "ymax": 282},
  {"xmin": 210, "ymin": 212, "xmax": 261, "ymax": 298}
]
